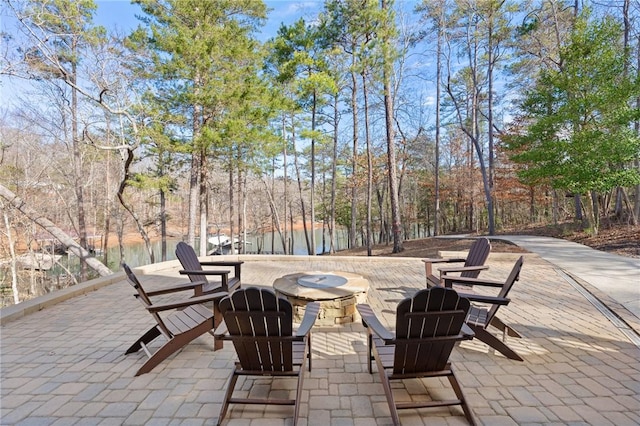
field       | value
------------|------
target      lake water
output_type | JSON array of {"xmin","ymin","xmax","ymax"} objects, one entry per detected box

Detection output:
[{"xmin": 109, "ymin": 227, "xmax": 350, "ymax": 269}]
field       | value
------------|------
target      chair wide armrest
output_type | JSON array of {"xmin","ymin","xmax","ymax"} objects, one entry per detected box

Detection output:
[
  {"xmin": 145, "ymin": 280, "xmax": 208, "ymax": 297},
  {"xmin": 457, "ymin": 292, "xmax": 510, "ymax": 305},
  {"xmin": 442, "ymin": 275, "xmax": 504, "ymax": 288},
  {"xmin": 178, "ymin": 269, "xmax": 230, "ymax": 276},
  {"xmin": 356, "ymin": 304, "xmax": 394, "ymax": 341},
  {"xmin": 439, "ymin": 265, "xmax": 489, "ymax": 275},
  {"xmin": 296, "ymin": 302, "xmax": 320, "ymax": 337},
  {"xmin": 147, "ymin": 292, "xmax": 228, "ymax": 312},
  {"xmin": 200, "ymin": 260, "xmax": 244, "ymax": 267},
  {"xmin": 422, "ymin": 257, "xmax": 467, "ymax": 265},
  {"xmin": 423, "ymin": 257, "xmax": 466, "ymax": 276}
]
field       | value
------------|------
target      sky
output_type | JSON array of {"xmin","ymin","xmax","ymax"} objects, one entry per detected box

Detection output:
[{"xmin": 93, "ymin": 0, "xmax": 326, "ymax": 41}]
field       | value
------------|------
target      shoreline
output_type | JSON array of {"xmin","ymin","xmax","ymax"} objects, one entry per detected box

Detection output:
[{"xmin": 101, "ymin": 220, "xmax": 323, "ymax": 249}]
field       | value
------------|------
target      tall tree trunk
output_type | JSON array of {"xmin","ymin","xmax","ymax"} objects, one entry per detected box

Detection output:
[
  {"xmin": 160, "ymin": 187, "xmax": 167, "ymax": 261},
  {"xmin": 228, "ymin": 168, "xmax": 235, "ymax": 255},
  {"xmin": 199, "ymin": 147, "xmax": 208, "ymax": 256},
  {"xmin": 291, "ymin": 112, "xmax": 312, "ymax": 254},
  {"xmin": 187, "ymin": 152, "xmax": 199, "ymax": 247},
  {"xmin": 381, "ymin": 0, "xmax": 403, "ymax": 253},
  {"xmin": 310, "ymin": 89, "xmax": 317, "ymax": 255},
  {"xmin": 1, "ymin": 201, "xmax": 20, "ymax": 304},
  {"xmin": 329, "ymin": 92, "xmax": 339, "ymax": 253},
  {"xmin": 262, "ymin": 178, "xmax": 286, "ymax": 253},
  {"xmin": 188, "ymin": 94, "xmax": 204, "ymax": 249},
  {"xmin": 350, "ymin": 60, "xmax": 359, "ymax": 249},
  {"xmin": 487, "ymin": 5, "xmax": 496, "ymax": 234},
  {"xmin": 434, "ymin": 8, "xmax": 443, "ymax": 237},
  {"xmin": 633, "ymin": 35, "xmax": 640, "ymax": 224},
  {"xmin": 282, "ymin": 114, "xmax": 290, "ymax": 254},
  {"xmin": 362, "ymin": 71, "xmax": 373, "ymax": 256},
  {"xmin": 71, "ymin": 53, "xmax": 88, "ymax": 281}
]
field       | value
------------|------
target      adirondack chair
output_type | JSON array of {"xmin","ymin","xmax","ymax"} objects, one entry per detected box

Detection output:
[
  {"xmin": 215, "ymin": 288, "xmax": 320, "ymax": 426},
  {"xmin": 422, "ymin": 237, "xmax": 491, "ymax": 288},
  {"xmin": 123, "ymin": 264, "xmax": 227, "ymax": 376},
  {"xmin": 444, "ymin": 256, "xmax": 525, "ymax": 361},
  {"xmin": 357, "ymin": 287, "xmax": 476, "ymax": 426},
  {"xmin": 175, "ymin": 242, "xmax": 243, "ymax": 295}
]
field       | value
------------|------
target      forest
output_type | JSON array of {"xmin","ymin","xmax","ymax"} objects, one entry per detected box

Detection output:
[{"xmin": 1, "ymin": 0, "xmax": 639, "ymax": 306}]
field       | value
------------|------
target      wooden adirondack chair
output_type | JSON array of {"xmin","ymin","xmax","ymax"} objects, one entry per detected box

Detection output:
[
  {"xmin": 175, "ymin": 241, "xmax": 243, "ymax": 294},
  {"xmin": 422, "ymin": 237, "xmax": 491, "ymax": 288},
  {"xmin": 215, "ymin": 288, "xmax": 319, "ymax": 426},
  {"xmin": 357, "ymin": 287, "xmax": 476, "ymax": 425},
  {"xmin": 123, "ymin": 264, "xmax": 227, "ymax": 376},
  {"xmin": 443, "ymin": 256, "xmax": 525, "ymax": 361}
]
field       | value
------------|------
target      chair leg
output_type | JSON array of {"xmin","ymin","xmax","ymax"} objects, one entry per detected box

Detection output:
[
  {"xmin": 213, "ymin": 301, "xmax": 224, "ymax": 351},
  {"xmin": 294, "ymin": 362, "xmax": 307, "ymax": 425},
  {"xmin": 307, "ymin": 333, "xmax": 312, "ymax": 371},
  {"xmin": 447, "ymin": 371, "xmax": 476, "ymax": 426},
  {"xmin": 470, "ymin": 325, "xmax": 524, "ymax": 361},
  {"xmin": 125, "ymin": 326, "xmax": 161, "ymax": 355},
  {"xmin": 489, "ymin": 316, "xmax": 522, "ymax": 338},
  {"xmin": 135, "ymin": 322, "xmax": 213, "ymax": 375},
  {"xmin": 367, "ymin": 331, "xmax": 374, "ymax": 374},
  {"xmin": 217, "ymin": 368, "xmax": 239, "ymax": 426},
  {"xmin": 373, "ymin": 349, "xmax": 400, "ymax": 426}
]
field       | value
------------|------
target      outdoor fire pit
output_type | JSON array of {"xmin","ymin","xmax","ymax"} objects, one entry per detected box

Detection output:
[{"xmin": 273, "ymin": 271, "xmax": 369, "ymax": 325}]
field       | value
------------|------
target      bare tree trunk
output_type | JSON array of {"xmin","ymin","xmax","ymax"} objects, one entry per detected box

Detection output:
[
  {"xmin": 634, "ymin": 34, "xmax": 640, "ymax": 224},
  {"xmin": 381, "ymin": 0, "xmax": 403, "ymax": 253},
  {"xmin": 434, "ymin": 8, "xmax": 443, "ymax": 236},
  {"xmin": 262, "ymin": 178, "xmax": 286, "ymax": 252},
  {"xmin": 116, "ymin": 149, "xmax": 155, "ymax": 264},
  {"xmin": 71, "ymin": 48, "xmax": 88, "ymax": 281},
  {"xmin": 282, "ymin": 115, "xmax": 289, "ymax": 254},
  {"xmin": 0, "ymin": 184, "xmax": 112, "ymax": 277},
  {"xmin": 228, "ymin": 168, "xmax": 235, "ymax": 255},
  {"xmin": 1, "ymin": 201, "xmax": 20, "ymax": 304},
  {"xmin": 487, "ymin": 5, "xmax": 496, "ymax": 233},
  {"xmin": 291, "ymin": 112, "xmax": 312, "ymax": 254},
  {"xmin": 350, "ymin": 62, "xmax": 359, "ymax": 249},
  {"xmin": 329, "ymin": 92, "xmax": 339, "ymax": 253},
  {"xmin": 362, "ymin": 71, "xmax": 373, "ymax": 256},
  {"xmin": 199, "ymin": 147, "xmax": 208, "ymax": 256},
  {"xmin": 160, "ymin": 187, "xmax": 167, "ymax": 261},
  {"xmin": 310, "ymin": 89, "xmax": 317, "ymax": 255},
  {"xmin": 187, "ymin": 153, "xmax": 199, "ymax": 247}
]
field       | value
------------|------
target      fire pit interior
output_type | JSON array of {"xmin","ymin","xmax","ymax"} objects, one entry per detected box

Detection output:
[{"xmin": 273, "ymin": 271, "xmax": 369, "ymax": 325}]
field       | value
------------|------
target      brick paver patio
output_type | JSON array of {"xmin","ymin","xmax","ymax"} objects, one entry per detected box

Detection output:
[{"xmin": 1, "ymin": 253, "xmax": 639, "ymax": 425}]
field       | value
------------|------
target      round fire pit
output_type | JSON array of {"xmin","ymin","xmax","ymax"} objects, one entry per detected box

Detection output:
[{"xmin": 273, "ymin": 271, "xmax": 369, "ymax": 325}]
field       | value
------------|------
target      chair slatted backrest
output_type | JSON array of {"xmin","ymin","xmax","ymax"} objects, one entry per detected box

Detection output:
[
  {"xmin": 461, "ymin": 238, "xmax": 491, "ymax": 278},
  {"xmin": 175, "ymin": 242, "xmax": 208, "ymax": 284},
  {"xmin": 219, "ymin": 288, "xmax": 295, "ymax": 372},
  {"xmin": 123, "ymin": 264, "xmax": 172, "ymax": 339},
  {"xmin": 484, "ymin": 256, "xmax": 524, "ymax": 327},
  {"xmin": 394, "ymin": 287, "xmax": 470, "ymax": 374}
]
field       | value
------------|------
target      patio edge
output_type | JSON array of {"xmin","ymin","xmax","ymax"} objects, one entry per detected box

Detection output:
[{"xmin": 0, "ymin": 272, "xmax": 125, "ymax": 326}]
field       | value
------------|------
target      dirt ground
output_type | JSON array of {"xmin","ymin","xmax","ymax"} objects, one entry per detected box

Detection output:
[{"xmin": 333, "ymin": 222, "xmax": 639, "ymax": 259}]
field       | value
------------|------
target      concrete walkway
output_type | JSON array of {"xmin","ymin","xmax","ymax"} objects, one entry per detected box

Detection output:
[
  {"xmin": 1, "ymin": 246, "xmax": 639, "ymax": 425},
  {"xmin": 494, "ymin": 235, "xmax": 640, "ymax": 327}
]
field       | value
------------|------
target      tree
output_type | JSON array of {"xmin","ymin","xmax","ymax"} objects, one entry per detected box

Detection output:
[
  {"xmin": 506, "ymin": 13, "xmax": 640, "ymax": 235},
  {"xmin": 132, "ymin": 0, "xmax": 268, "ymax": 255},
  {"xmin": 5, "ymin": 0, "xmax": 107, "ymax": 279},
  {"xmin": 266, "ymin": 18, "xmax": 337, "ymax": 254}
]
